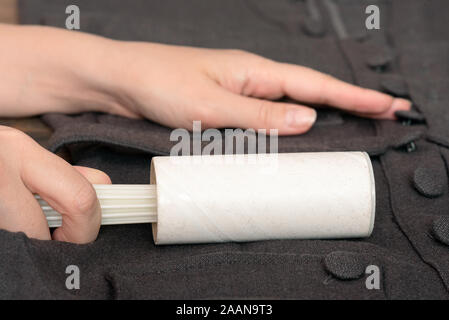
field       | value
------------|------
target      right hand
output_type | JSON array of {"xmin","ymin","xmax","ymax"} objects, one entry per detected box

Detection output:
[{"xmin": 0, "ymin": 126, "xmax": 111, "ymax": 243}]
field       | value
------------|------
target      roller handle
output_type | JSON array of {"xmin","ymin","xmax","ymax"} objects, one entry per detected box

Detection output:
[{"xmin": 35, "ymin": 185, "xmax": 158, "ymax": 227}]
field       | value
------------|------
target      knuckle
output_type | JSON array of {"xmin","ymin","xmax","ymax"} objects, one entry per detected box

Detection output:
[
  {"xmin": 0, "ymin": 126, "xmax": 30, "ymax": 145},
  {"xmin": 251, "ymin": 55, "xmax": 274, "ymax": 68},
  {"xmin": 200, "ymin": 119, "xmax": 218, "ymax": 130},
  {"xmin": 226, "ymin": 49, "xmax": 249, "ymax": 58},
  {"xmin": 0, "ymin": 127, "xmax": 30, "ymax": 172},
  {"xmin": 187, "ymin": 100, "xmax": 220, "ymax": 129},
  {"xmin": 72, "ymin": 184, "xmax": 98, "ymax": 216},
  {"xmin": 225, "ymin": 49, "xmax": 267, "ymax": 64},
  {"xmin": 193, "ymin": 110, "xmax": 216, "ymax": 129},
  {"xmin": 317, "ymin": 74, "xmax": 333, "ymax": 105}
]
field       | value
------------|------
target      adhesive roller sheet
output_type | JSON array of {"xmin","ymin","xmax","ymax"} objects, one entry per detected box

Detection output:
[
  {"xmin": 39, "ymin": 152, "xmax": 375, "ymax": 245},
  {"xmin": 150, "ymin": 152, "xmax": 375, "ymax": 245}
]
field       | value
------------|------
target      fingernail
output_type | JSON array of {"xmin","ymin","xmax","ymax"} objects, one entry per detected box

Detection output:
[
  {"xmin": 391, "ymin": 98, "xmax": 412, "ymax": 111},
  {"xmin": 285, "ymin": 109, "xmax": 317, "ymax": 128}
]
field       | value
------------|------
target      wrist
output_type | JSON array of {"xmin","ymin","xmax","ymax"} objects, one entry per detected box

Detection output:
[
  {"xmin": 0, "ymin": 25, "xmax": 130, "ymax": 117},
  {"xmin": 45, "ymin": 27, "xmax": 129, "ymax": 116}
]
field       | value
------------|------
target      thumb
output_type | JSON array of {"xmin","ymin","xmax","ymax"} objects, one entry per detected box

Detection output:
[
  {"xmin": 74, "ymin": 166, "xmax": 112, "ymax": 185},
  {"xmin": 207, "ymin": 88, "xmax": 317, "ymax": 135}
]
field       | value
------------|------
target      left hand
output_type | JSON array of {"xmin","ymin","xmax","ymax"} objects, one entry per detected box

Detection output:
[{"xmin": 109, "ymin": 42, "xmax": 411, "ymax": 135}]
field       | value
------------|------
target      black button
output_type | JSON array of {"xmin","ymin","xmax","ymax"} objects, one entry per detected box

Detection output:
[
  {"xmin": 413, "ymin": 167, "xmax": 446, "ymax": 198},
  {"xmin": 301, "ymin": 17, "xmax": 326, "ymax": 37},
  {"xmin": 380, "ymin": 75, "xmax": 409, "ymax": 97},
  {"xmin": 324, "ymin": 251, "xmax": 366, "ymax": 280},
  {"xmin": 395, "ymin": 110, "xmax": 425, "ymax": 123},
  {"xmin": 432, "ymin": 216, "xmax": 449, "ymax": 246}
]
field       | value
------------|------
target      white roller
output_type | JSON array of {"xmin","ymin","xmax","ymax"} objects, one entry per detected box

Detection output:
[
  {"xmin": 39, "ymin": 152, "xmax": 375, "ymax": 245},
  {"xmin": 150, "ymin": 152, "xmax": 375, "ymax": 245}
]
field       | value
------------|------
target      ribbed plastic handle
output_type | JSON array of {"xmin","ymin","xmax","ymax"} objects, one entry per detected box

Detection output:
[{"xmin": 35, "ymin": 184, "xmax": 158, "ymax": 227}]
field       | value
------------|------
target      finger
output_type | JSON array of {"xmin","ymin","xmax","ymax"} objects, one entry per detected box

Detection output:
[
  {"xmin": 349, "ymin": 98, "xmax": 411, "ymax": 119},
  {"xmin": 21, "ymin": 145, "xmax": 101, "ymax": 244},
  {"xmin": 244, "ymin": 60, "xmax": 411, "ymax": 116},
  {"xmin": 0, "ymin": 175, "xmax": 51, "ymax": 240},
  {"xmin": 201, "ymin": 86, "xmax": 316, "ymax": 135},
  {"xmin": 74, "ymin": 166, "xmax": 112, "ymax": 184}
]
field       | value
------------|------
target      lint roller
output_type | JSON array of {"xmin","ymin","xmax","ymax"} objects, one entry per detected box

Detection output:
[{"xmin": 37, "ymin": 152, "xmax": 376, "ymax": 245}]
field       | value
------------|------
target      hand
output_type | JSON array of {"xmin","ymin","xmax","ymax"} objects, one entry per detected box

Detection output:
[
  {"xmin": 0, "ymin": 126, "xmax": 111, "ymax": 243},
  {"xmin": 0, "ymin": 25, "xmax": 411, "ymax": 135},
  {"xmin": 110, "ymin": 43, "xmax": 412, "ymax": 135}
]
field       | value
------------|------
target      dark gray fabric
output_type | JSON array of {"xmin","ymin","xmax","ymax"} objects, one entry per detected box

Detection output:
[
  {"xmin": 41, "ymin": 112, "xmax": 426, "ymax": 157},
  {"xmin": 3, "ymin": 0, "xmax": 447, "ymax": 299},
  {"xmin": 302, "ymin": 17, "xmax": 327, "ymax": 37},
  {"xmin": 380, "ymin": 74, "xmax": 409, "ymax": 98}
]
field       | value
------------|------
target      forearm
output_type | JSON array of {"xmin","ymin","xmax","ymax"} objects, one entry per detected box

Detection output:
[{"xmin": 0, "ymin": 24, "xmax": 124, "ymax": 117}]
